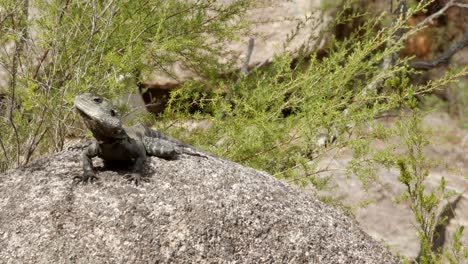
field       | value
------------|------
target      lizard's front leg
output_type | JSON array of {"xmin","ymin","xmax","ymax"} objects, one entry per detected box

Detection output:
[
  {"xmin": 74, "ymin": 141, "xmax": 99, "ymax": 184},
  {"xmin": 125, "ymin": 156, "xmax": 146, "ymax": 185}
]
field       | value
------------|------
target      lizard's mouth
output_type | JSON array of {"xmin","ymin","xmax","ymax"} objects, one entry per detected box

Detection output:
[
  {"xmin": 75, "ymin": 107, "xmax": 126, "ymax": 139},
  {"xmin": 75, "ymin": 108, "xmax": 99, "ymax": 131},
  {"xmin": 75, "ymin": 108, "xmax": 91, "ymax": 119}
]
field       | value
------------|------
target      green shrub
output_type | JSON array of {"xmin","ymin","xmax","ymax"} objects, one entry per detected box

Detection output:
[
  {"xmin": 0, "ymin": 0, "xmax": 253, "ymax": 170},
  {"xmin": 162, "ymin": 2, "xmax": 467, "ymax": 189}
]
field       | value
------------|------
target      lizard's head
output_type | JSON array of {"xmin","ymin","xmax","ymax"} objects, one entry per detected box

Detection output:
[{"xmin": 74, "ymin": 93, "xmax": 126, "ymax": 140}]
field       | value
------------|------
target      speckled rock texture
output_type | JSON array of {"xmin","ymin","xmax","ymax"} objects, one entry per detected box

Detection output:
[{"xmin": 0, "ymin": 149, "xmax": 400, "ymax": 263}]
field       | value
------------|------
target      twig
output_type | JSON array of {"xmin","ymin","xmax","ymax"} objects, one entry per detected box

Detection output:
[
  {"xmin": 129, "ymin": 1, "xmax": 200, "ymax": 44},
  {"xmin": 286, "ymin": 168, "xmax": 346, "ymax": 184},
  {"xmin": 237, "ymin": 133, "xmax": 300, "ymax": 163},
  {"xmin": 416, "ymin": 191, "xmax": 465, "ymax": 263},
  {"xmin": 8, "ymin": 0, "xmax": 30, "ymax": 165},
  {"xmin": 122, "ymin": 102, "xmax": 170, "ymax": 119},
  {"xmin": 0, "ymin": 1, "xmax": 23, "ymax": 27},
  {"xmin": 235, "ymin": 37, "xmax": 255, "ymax": 84},
  {"xmin": 32, "ymin": 0, "xmax": 71, "ymax": 80},
  {"xmin": 241, "ymin": 38, "xmax": 254, "ymax": 75},
  {"xmin": 221, "ymin": 38, "xmax": 255, "ymax": 119},
  {"xmin": 410, "ymin": 0, "xmax": 460, "ymax": 34},
  {"xmin": 365, "ymin": 0, "xmax": 408, "ymax": 94},
  {"xmin": 409, "ymin": 31, "xmax": 468, "ymax": 70},
  {"xmin": 32, "ymin": 49, "xmax": 49, "ymax": 80},
  {"xmin": 432, "ymin": 193, "xmax": 464, "ymax": 253},
  {"xmin": 24, "ymin": 106, "xmax": 47, "ymax": 164},
  {"xmin": 0, "ymin": 135, "xmax": 10, "ymax": 168},
  {"xmin": 367, "ymin": 0, "xmax": 466, "ymax": 91},
  {"xmin": 454, "ymin": 3, "xmax": 468, "ymax": 8}
]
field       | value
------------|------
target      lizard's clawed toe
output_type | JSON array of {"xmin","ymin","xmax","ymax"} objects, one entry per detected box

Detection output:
[
  {"xmin": 124, "ymin": 173, "xmax": 147, "ymax": 185},
  {"xmin": 73, "ymin": 172, "xmax": 98, "ymax": 184}
]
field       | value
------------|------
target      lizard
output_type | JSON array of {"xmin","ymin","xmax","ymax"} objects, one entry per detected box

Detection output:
[{"xmin": 73, "ymin": 93, "xmax": 208, "ymax": 185}]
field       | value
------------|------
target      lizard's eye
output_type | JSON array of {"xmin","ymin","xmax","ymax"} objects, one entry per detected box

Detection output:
[
  {"xmin": 110, "ymin": 109, "xmax": 117, "ymax": 116},
  {"xmin": 93, "ymin": 97, "xmax": 103, "ymax": 103}
]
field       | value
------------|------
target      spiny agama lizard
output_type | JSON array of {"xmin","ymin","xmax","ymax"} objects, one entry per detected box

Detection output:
[{"xmin": 73, "ymin": 93, "xmax": 208, "ymax": 184}]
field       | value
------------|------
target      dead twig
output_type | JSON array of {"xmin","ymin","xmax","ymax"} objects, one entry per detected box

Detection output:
[
  {"xmin": 368, "ymin": 0, "xmax": 467, "ymax": 92},
  {"xmin": 410, "ymin": 0, "xmax": 466, "ymax": 35},
  {"xmin": 409, "ymin": 31, "xmax": 468, "ymax": 70},
  {"xmin": 241, "ymin": 38, "xmax": 254, "ymax": 76}
]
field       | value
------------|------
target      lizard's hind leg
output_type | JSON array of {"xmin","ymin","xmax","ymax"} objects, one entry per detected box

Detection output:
[{"xmin": 143, "ymin": 137, "xmax": 179, "ymax": 160}]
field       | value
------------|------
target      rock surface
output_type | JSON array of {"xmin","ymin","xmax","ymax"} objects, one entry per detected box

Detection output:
[{"xmin": 0, "ymin": 149, "xmax": 399, "ymax": 263}]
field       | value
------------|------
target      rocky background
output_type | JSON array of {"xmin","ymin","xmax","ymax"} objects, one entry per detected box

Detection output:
[{"xmin": 0, "ymin": 0, "xmax": 467, "ymax": 262}]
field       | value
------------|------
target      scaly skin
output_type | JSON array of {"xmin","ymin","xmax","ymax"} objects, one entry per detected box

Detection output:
[{"xmin": 74, "ymin": 93, "xmax": 207, "ymax": 185}]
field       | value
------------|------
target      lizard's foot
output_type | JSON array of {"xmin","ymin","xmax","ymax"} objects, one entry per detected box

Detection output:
[
  {"xmin": 73, "ymin": 171, "xmax": 98, "ymax": 184},
  {"xmin": 68, "ymin": 141, "xmax": 91, "ymax": 151},
  {"xmin": 124, "ymin": 173, "xmax": 148, "ymax": 185}
]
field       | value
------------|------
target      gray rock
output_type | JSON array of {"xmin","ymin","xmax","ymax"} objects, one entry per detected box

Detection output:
[{"xmin": 0, "ymin": 149, "xmax": 400, "ymax": 263}]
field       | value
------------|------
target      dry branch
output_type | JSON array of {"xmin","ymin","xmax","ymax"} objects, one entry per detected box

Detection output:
[{"xmin": 409, "ymin": 32, "xmax": 468, "ymax": 70}]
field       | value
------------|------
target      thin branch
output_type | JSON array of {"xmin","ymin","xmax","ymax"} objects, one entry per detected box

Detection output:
[
  {"xmin": 409, "ymin": 31, "xmax": 468, "ymax": 70},
  {"xmin": 432, "ymin": 193, "xmax": 465, "ymax": 253},
  {"xmin": 367, "ymin": 0, "xmax": 465, "ymax": 91},
  {"xmin": 0, "ymin": 1, "xmax": 23, "ymax": 27},
  {"xmin": 24, "ymin": 106, "xmax": 47, "ymax": 164},
  {"xmin": 32, "ymin": 0, "xmax": 71, "ymax": 80},
  {"xmin": 219, "ymin": 38, "xmax": 256, "ymax": 119},
  {"xmin": 410, "ymin": 0, "xmax": 458, "ymax": 34},
  {"xmin": 0, "ymin": 135, "xmax": 10, "ymax": 168},
  {"xmin": 129, "ymin": 1, "xmax": 199, "ymax": 44},
  {"xmin": 241, "ymin": 38, "xmax": 254, "ymax": 75},
  {"xmin": 365, "ymin": 0, "xmax": 407, "ymax": 94},
  {"xmin": 236, "ymin": 133, "xmax": 300, "ymax": 163},
  {"xmin": 286, "ymin": 168, "xmax": 346, "ymax": 184},
  {"xmin": 235, "ymin": 37, "xmax": 255, "ymax": 84},
  {"xmin": 122, "ymin": 102, "xmax": 168, "ymax": 119},
  {"xmin": 8, "ymin": 0, "xmax": 29, "ymax": 165},
  {"xmin": 32, "ymin": 49, "xmax": 49, "ymax": 80},
  {"xmin": 454, "ymin": 3, "xmax": 468, "ymax": 8},
  {"xmin": 25, "ymin": 128, "xmax": 48, "ymax": 164}
]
